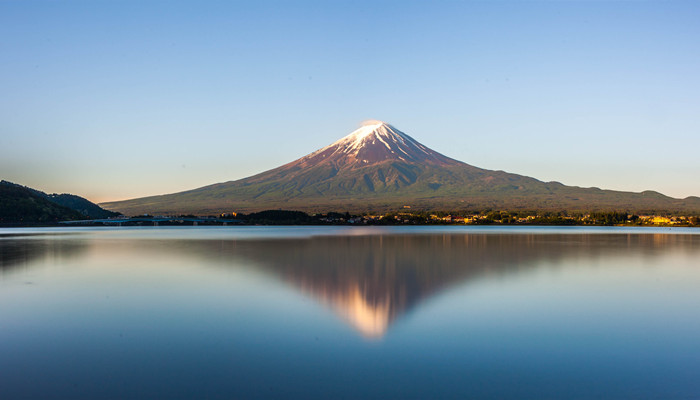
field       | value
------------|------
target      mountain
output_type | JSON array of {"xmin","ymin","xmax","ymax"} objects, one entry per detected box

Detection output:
[
  {"xmin": 0, "ymin": 180, "xmax": 120, "ymax": 223},
  {"xmin": 101, "ymin": 121, "xmax": 700, "ymax": 215}
]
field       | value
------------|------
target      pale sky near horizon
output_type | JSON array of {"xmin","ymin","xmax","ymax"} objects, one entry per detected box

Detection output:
[{"xmin": 2, "ymin": 0, "xmax": 699, "ymax": 203}]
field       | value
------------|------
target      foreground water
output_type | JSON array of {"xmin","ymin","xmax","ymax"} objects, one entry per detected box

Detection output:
[{"xmin": 1, "ymin": 226, "xmax": 699, "ymax": 399}]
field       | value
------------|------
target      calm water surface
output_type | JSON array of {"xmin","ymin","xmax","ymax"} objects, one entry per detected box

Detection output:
[{"xmin": 1, "ymin": 226, "xmax": 699, "ymax": 399}]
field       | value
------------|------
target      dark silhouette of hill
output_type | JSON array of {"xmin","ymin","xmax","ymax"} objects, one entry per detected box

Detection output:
[
  {"xmin": 100, "ymin": 121, "xmax": 700, "ymax": 215},
  {"xmin": 41, "ymin": 193, "xmax": 120, "ymax": 219},
  {"xmin": 0, "ymin": 180, "xmax": 120, "ymax": 223},
  {"xmin": 0, "ymin": 182, "xmax": 83, "ymax": 224}
]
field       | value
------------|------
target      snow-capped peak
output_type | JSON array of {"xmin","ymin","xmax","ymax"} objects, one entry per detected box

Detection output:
[
  {"xmin": 301, "ymin": 120, "xmax": 458, "ymax": 168},
  {"xmin": 323, "ymin": 121, "xmax": 421, "ymax": 154},
  {"xmin": 343, "ymin": 122, "xmax": 394, "ymax": 149}
]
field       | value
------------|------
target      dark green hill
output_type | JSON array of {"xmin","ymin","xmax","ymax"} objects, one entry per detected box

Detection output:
[
  {"xmin": 42, "ymin": 193, "xmax": 120, "ymax": 219},
  {"xmin": 0, "ymin": 183, "xmax": 84, "ymax": 224},
  {"xmin": 0, "ymin": 181, "xmax": 120, "ymax": 223}
]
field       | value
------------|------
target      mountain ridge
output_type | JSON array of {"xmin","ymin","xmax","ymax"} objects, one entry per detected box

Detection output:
[{"xmin": 101, "ymin": 122, "xmax": 700, "ymax": 215}]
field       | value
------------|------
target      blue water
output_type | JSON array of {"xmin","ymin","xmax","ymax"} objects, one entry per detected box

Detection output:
[{"xmin": 1, "ymin": 226, "xmax": 699, "ymax": 399}]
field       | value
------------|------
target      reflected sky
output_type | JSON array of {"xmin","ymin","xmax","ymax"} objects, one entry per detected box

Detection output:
[{"xmin": 1, "ymin": 227, "xmax": 700, "ymax": 399}]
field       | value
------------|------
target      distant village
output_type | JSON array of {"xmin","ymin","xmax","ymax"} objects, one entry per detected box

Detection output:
[{"xmin": 317, "ymin": 210, "xmax": 700, "ymax": 227}]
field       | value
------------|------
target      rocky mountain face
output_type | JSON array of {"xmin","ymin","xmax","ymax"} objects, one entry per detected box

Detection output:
[{"xmin": 101, "ymin": 121, "xmax": 700, "ymax": 215}]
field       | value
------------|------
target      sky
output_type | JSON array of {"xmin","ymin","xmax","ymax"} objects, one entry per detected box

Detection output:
[{"xmin": 1, "ymin": 0, "xmax": 699, "ymax": 203}]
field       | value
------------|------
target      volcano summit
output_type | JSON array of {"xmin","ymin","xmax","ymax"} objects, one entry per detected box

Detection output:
[
  {"xmin": 102, "ymin": 121, "xmax": 700, "ymax": 215},
  {"xmin": 300, "ymin": 120, "xmax": 457, "ymax": 167}
]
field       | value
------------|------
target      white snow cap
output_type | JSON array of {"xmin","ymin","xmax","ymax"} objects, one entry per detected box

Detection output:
[
  {"xmin": 327, "ymin": 120, "xmax": 428, "ymax": 155},
  {"xmin": 299, "ymin": 119, "xmax": 456, "ymax": 167}
]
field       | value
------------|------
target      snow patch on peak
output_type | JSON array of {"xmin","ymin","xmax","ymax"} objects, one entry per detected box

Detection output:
[
  {"xmin": 340, "ymin": 122, "xmax": 404, "ymax": 153},
  {"xmin": 304, "ymin": 120, "xmax": 441, "ymax": 164},
  {"xmin": 348, "ymin": 123, "xmax": 384, "ymax": 141}
]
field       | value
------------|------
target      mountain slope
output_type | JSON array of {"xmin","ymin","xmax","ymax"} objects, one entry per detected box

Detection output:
[{"xmin": 101, "ymin": 122, "xmax": 700, "ymax": 215}]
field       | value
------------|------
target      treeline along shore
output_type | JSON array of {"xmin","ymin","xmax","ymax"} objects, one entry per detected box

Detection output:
[{"xmin": 39, "ymin": 209, "xmax": 700, "ymax": 228}]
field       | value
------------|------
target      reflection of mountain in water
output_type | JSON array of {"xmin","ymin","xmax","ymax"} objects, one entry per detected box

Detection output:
[
  {"xmin": 221, "ymin": 233, "xmax": 700, "ymax": 338},
  {"xmin": 3, "ymin": 231, "xmax": 699, "ymax": 338}
]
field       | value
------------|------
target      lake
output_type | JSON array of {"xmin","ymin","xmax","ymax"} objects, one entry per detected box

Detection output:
[{"xmin": 1, "ymin": 226, "xmax": 700, "ymax": 399}]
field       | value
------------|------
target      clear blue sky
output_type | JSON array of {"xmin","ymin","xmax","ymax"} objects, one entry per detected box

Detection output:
[{"xmin": 2, "ymin": 0, "xmax": 699, "ymax": 203}]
